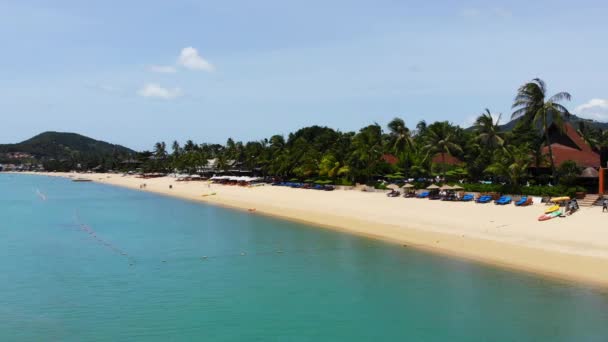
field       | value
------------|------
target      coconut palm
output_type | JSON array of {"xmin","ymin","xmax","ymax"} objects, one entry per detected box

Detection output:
[
  {"xmin": 387, "ymin": 118, "xmax": 415, "ymax": 156},
  {"xmin": 422, "ymin": 122, "xmax": 463, "ymax": 177},
  {"xmin": 485, "ymin": 144, "xmax": 533, "ymax": 188},
  {"xmin": 349, "ymin": 124, "xmax": 384, "ymax": 182},
  {"xmin": 474, "ymin": 109, "xmax": 504, "ymax": 149},
  {"xmin": 577, "ymin": 121, "xmax": 599, "ymax": 150},
  {"xmin": 511, "ymin": 78, "xmax": 571, "ymax": 180}
]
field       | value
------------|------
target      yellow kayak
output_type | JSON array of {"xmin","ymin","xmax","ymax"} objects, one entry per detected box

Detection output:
[
  {"xmin": 545, "ymin": 205, "xmax": 560, "ymax": 214},
  {"xmin": 550, "ymin": 196, "xmax": 570, "ymax": 203}
]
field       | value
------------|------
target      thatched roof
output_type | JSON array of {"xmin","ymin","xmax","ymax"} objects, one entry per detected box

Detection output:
[{"xmin": 580, "ymin": 167, "xmax": 599, "ymax": 178}]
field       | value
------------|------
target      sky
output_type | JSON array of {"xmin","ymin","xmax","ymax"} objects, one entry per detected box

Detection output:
[{"xmin": 1, "ymin": 0, "xmax": 608, "ymax": 151}]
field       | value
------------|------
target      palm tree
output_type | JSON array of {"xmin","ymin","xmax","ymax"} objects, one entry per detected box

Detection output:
[
  {"xmin": 318, "ymin": 153, "xmax": 350, "ymax": 179},
  {"xmin": 577, "ymin": 121, "xmax": 599, "ymax": 150},
  {"xmin": 511, "ymin": 78, "xmax": 571, "ymax": 180},
  {"xmin": 485, "ymin": 144, "xmax": 533, "ymax": 188},
  {"xmin": 349, "ymin": 124, "xmax": 384, "ymax": 182},
  {"xmin": 474, "ymin": 109, "xmax": 504, "ymax": 149},
  {"xmin": 153, "ymin": 141, "xmax": 168, "ymax": 172},
  {"xmin": 171, "ymin": 140, "xmax": 181, "ymax": 156},
  {"xmin": 422, "ymin": 122, "xmax": 463, "ymax": 177},
  {"xmin": 387, "ymin": 118, "xmax": 414, "ymax": 155}
]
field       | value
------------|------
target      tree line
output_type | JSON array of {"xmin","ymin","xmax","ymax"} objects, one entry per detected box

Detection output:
[{"xmin": 55, "ymin": 79, "xmax": 608, "ymax": 189}]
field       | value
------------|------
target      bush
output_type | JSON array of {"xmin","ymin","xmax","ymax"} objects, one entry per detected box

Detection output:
[
  {"xmin": 459, "ymin": 183, "xmax": 585, "ymax": 198},
  {"xmin": 375, "ymin": 183, "xmax": 388, "ymax": 190},
  {"xmin": 460, "ymin": 183, "xmax": 503, "ymax": 193}
]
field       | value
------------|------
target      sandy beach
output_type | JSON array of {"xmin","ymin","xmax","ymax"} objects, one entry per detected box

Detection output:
[{"xmin": 26, "ymin": 172, "xmax": 608, "ymax": 288}]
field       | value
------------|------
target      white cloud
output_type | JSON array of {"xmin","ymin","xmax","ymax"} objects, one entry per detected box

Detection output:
[
  {"xmin": 137, "ymin": 83, "xmax": 182, "ymax": 100},
  {"xmin": 177, "ymin": 47, "xmax": 214, "ymax": 71},
  {"xmin": 575, "ymin": 99, "xmax": 608, "ymax": 121},
  {"xmin": 148, "ymin": 65, "xmax": 177, "ymax": 73}
]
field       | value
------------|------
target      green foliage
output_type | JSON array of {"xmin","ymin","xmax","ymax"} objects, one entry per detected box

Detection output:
[
  {"xmin": 511, "ymin": 78, "xmax": 572, "ymax": 180},
  {"xmin": 374, "ymin": 183, "xmax": 388, "ymax": 190},
  {"xmin": 557, "ymin": 160, "xmax": 581, "ymax": 186},
  {"xmin": 484, "ymin": 144, "xmax": 533, "ymax": 188},
  {"xmin": 460, "ymin": 183, "xmax": 585, "ymax": 198},
  {"xmin": 0, "ymin": 131, "xmax": 135, "ymax": 171},
  {"xmin": 6, "ymin": 78, "xmax": 600, "ymax": 196}
]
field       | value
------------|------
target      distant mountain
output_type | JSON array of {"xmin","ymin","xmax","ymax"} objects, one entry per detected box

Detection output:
[
  {"xmin": 0, "ymin": 131, "xmax": 135, "ymax": 163},
  {"xmin": 498, "ymin": 114, "xmax": 608, "ymax": 132}
]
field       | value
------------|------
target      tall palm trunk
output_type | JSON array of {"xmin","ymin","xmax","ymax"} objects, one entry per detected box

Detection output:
[{"xmin": 441, "ymin": 152, "xmax": 446, "ymax": 178}]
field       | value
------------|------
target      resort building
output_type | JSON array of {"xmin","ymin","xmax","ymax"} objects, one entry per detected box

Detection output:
[{"xmin": 542, "ymin": 122, "xmax": 600, "ymax": 169}]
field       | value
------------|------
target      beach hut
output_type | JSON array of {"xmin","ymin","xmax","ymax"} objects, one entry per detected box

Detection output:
[
  {"xmin": 426, "ymin": 184, "xmax": 441, "ymax": 199},
  {"xmin": 580, "ymin": 167, "xmax": 599, "ymax": 178}
]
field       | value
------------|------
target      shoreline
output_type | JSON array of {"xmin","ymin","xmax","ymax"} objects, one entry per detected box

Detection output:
[{"xmin": 14, "ymin": 172, "xmax": 608, "ymax": 289}]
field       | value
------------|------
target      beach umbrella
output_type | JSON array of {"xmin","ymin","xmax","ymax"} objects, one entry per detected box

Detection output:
[
  {"xmin": 402, "ymin": 183, "xmax": 414, "ymax": 188},
  {"xmin": 387, "ymin": 184, "xmax": 400, "ymax": 190},
  {"xmin": 451, "ymin": 184, "xmax": 464, "ymax": 190},
  {"xmin": 426, "ymin": 184, "xmax": 440, "ymax": 190},
  {"xmin": 439, "ymin": 184, "xmax": 452, "ymax": 190}
]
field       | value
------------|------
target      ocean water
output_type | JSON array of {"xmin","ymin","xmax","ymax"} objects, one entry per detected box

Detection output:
[{"xmin": 1, "ymin": 174, "xmax": 608, "ymax": 341}]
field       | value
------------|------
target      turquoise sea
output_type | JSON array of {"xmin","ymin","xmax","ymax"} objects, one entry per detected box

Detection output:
[{"xmin": 1, "ymin": 174, "xmax": 608, "ymax": 341}]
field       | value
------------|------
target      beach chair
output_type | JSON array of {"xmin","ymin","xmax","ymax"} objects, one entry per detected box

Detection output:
[
  {"xmin": 514, "ymin": 197, "xmax": 528, "ymax": 206},
  {"xmin": 461, "ymin": 194, "xmax": 474, "ymax": 202},
  {"xmin": 416, "ymin": 191, "xmax": 429, "ymax": 198},
  {"xmin": 495, "ymin": 196, "xmax": 512, "ymax": 205},
  {"xmin": 476, "ymin": 195, "xmax": 492, "ymax": 203}
]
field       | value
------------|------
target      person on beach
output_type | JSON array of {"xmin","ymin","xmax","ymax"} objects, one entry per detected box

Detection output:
[{"xmin": 603, "ymin": 198, "xmax": 607, "ymax": 212}]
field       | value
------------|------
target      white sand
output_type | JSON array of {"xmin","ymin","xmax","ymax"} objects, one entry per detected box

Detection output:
[{"xmin": 28, "ymin": 172, "xmax": 608, "ymax": 287}]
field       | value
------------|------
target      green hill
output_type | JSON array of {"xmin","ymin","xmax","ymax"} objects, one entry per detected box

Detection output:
[
  {"xmin": 0, "ymin": 132, "xmax": 136, "ymax": 170},
  {"xmin": 498, "ymin": 114, "xmax": 608, "ymax": 132}
]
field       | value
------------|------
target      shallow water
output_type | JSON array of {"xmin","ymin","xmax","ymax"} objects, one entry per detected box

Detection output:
[{"xmin": 1, "ymin": 174, "xmax": 608, "ymax": 341}]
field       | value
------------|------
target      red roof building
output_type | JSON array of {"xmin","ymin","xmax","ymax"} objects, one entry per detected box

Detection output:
[
  {"xmin": 431, "ymin": 153, "xmax": 463, "ymax": 165},
  {"xmin": 382, "ymin": 154, "xmax": 399, "ymax": 165},
  {"xmin": 542, "ymin": 123, "xmax": 600, "ymax": 168}
]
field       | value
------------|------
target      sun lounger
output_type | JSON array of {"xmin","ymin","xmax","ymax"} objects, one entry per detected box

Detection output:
[
  {"xmin": 461, "ymin": 194, "xmax": 474, "ymax": 201},
  {"xmin": 495, "ymin": 196, "xmax": 512, "ymax": 205},
  {"xmin": 416, "ymin": 191, "xmax": 429, "ymax": 198},
  {"xmin": 514, "ymin": 197, "xmax": 528, "ymax": 206},
  {"xmin": 476, "ymin": 195, "xmax": 492, "ymax": 203}
]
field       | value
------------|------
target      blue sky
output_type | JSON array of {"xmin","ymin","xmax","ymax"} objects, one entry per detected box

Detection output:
[{"xmin": 1, "ymin": 0, "xmax": 607, "ymax": 150}]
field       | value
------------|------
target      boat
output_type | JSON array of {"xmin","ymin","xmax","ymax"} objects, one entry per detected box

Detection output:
[
  {"xmin": 544, "ymin": 205, "xmax": 560, "ymax": 214},
  {"xmin": 538, "ymin": 210, "xmax": 562, "ymax": 221},
  {"xmin": 550, "ymin": 196, "xmax": 570, "ymax": 203},
  {"xmin": 72, "ymin": 178, "xmax": 92, "ymax": 182}
]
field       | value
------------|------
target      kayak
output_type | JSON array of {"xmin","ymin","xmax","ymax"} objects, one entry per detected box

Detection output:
[
  {"xmin": 545, "ymin": 205, "xmax": 560, "ymax": 214},
  {"xmin": 550, "ymin": 196, "xmax": 570, "ymax": 203},
  {"xmin": 538, "ymin": 211, "xmax": 562, "ymax": 221}
]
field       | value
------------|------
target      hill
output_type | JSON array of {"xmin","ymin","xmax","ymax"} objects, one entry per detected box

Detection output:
[
  {"xmin": 0, "ymin": 132, "xmax": 136, "ymax": 169},
  {"xmin": 498, "ymin": 114, "xmax": 608, "ymax": 132}
]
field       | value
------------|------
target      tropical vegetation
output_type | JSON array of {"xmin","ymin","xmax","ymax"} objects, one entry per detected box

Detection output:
[{"xmin": 3, "ymin": 79, "xmax": 607, "ymax": 196}]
